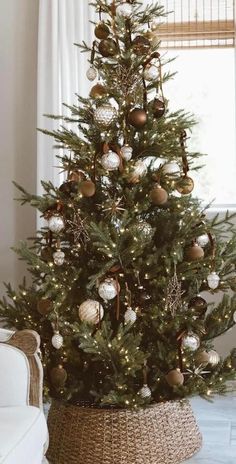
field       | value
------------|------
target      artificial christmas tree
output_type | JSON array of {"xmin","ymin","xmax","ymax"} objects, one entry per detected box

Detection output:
[{"xmin": 1, "ymin": 1, "xmax": 236, "ymax": 463}]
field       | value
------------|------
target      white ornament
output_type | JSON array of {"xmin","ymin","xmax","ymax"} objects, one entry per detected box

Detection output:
[
  {"xmin": 196, "ymin": 234, "xmax": 209, "ymax": 248},
  {"xmin": 48, "ymin": 215, "xmax": 65, "ymax": 234},
  {"xmin": 116, "ymin": 2, "xmax": 133, "ymax": 18},
  {"xmin": 129, "ymin": 160, "xmax": 147, "ymax": 183},
  {"xmin": 124, "ymin": 308, "xmax": 137, "ymax": 325},
  {"xmin": 162, "ymin": 162, "xmax": 180, "ymax": 177},
  {"xmin": 139, "ymin": 384, "xmax": 152, "ymax": 399},
  {"xmin": 79, "ymin": 299, "xmax": 104, "ymax": 325},
  {"xmin": 53, "ymin": 249, "xmax": 65, "ymax": 266},
  {"xmin": 207, "ymin": 271, "xmax": 220, "ymax": 290},
  {"xmin": 144, "ymin": 65, "xmax": 159, "ymax": 81},
  {"xmin": 233, "ymin": 311, "xmax": 236, "ymax": 323},
  {"xmin": 52, "ymin": 332, "xmax": 63, "ymax": 349},
  {"xmin": 182, "ymin": 333, "xmax": 200, "ymax": 351},
  {"xmin": 208, "ymin": 350, "xmax": 220, "ymax": 366},
  {"xmin": 86, "ymin": 67, "xmax": 97, "ymax": 81},
  {"xmin": 101, "ymin": 150, "xmax": 120, "ymax": 171},
  {"xmin": 120, "ymin": 145, "xmax": 133, "ymax": 161},
  {"xmin": 98, "ymin": 278, "xmax": 118, "ymax": 301},
  {"xmin": 94, "ymin": 104, "xmax": 117, "ymax": 128},
  {"xmin": 135, "ymin": 221, "xmax": 153, "ymax": 239}
]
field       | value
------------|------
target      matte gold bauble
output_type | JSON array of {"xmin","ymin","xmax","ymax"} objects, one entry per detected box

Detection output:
[
  {"xmin": 127, "ymin": 108, "xmax": 147, "ymax": 129},
  {"xmin": 176, "ymin": 175, "xmax": 194, "ymax": 195},
  {"xmin": 186, "ymin": 243, "xmax": 204, "ymax": 261},
  {"xmin": 150, "ymin": 184, "xmax": 168, "ymax": 205},
  {"xmin": 37, "ymin": 298, "xmax": 53, "ymax": 316},
  {"xmin": 195, "ymin": 350, "xmax": 210, "ymax": 366},
  {"xmin": 80, "ymin": 180, "xmax": 96, "ymax": 197},
  {"xmin": 166, "ymin": 369, "xmax": 184, "ymax": 387},
  {"xmin": 132, "ymin": 35, "xmax": 151, "ymax": 55},
  {"xmin": 98, "ymin": 39, "xmax": 118, "ymax": 57},
  {"xmin": 95, "ymin": 22, "xmax": 110, "ymax": 40},
  {"xmin": 50, "ymin": 365, "xmax": 67, "ymax": 388},
  {"xmin": 41, "ymin": 246, "xmax": 53, "ymax": 263},
  {"xmin": 90, "ymin": 83, "xmax": 107, "ymax": 99}
]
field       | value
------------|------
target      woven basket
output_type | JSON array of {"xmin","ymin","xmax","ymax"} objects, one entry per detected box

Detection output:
[{"xmin": 47, "ymin": 399, "xmax": 202, "ymax": 464}]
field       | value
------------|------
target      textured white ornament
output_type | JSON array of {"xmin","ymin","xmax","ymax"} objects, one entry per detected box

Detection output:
[
  {"xmin": 52, "ymin": 332, "xmax": 63, "ymax": 349},
  {"xmin": 53, "ymin": 249, "xmax": 65, "ymax": 266},
  {"xmin": 207, "ymin": 271, "xmax": 220, "ymax": 290},
  {"xmin": 79, "ymin": 299, "xmax": 104, "ymax": 324},
  {"xmin": 139, "ymin": 384, "xmax": 152, "ymax": 399},
  {"xmin": 136, "ymin": 221, "xmax": 153, "ymax": 239},
  {"xmin": 101, "ymin": 150, "xmax": 120, "ymax": 171},
  {"xmin": 196, "ymin": 234, "xmax": 209, "ymax": 247},
  {"xmin": 116, "ymin": 2, "xmax": 133, "ymax": 18},
  {"xmin": 86, "ymin": 67, "xmax": 97, "ymax": 81},
  {"xmin": 48, "ymin": 215, "xmax": 65, "ymax": 234},
  {"xmin": 144, "ymin": 65, "xmax": 159, "ymax": 81},
  {"xmin": 162, "ymin": 162, "xmax": 180, "ymax": 176},
  {"xmin": 129, "ymin": 160, "xmax": 147, "ymax": 183},
  {"xmin": 94, "ymin": 104, "xmax": 117, "ymax": 128},
  {"xmin": 182, "ymin": 333, "xmax": 200, "ymax": 351},
  {"xmin": 124, "ymin": 308, "xmax": 137, "ymax": 325},
  {"xmin": 98, "ymin": 278, "xmax": 118, "ymax": 301},
  {"xmin": 120, "ymin": 145, "xmax": 133, "ymax": 161},
  {"xmin": 208, "ymin": 350, "xmax": 220, "ymax": 366}
]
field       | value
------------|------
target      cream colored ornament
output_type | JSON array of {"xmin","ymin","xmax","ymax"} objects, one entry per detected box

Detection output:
[
  {"xmin": 162, "ymin": 162, "xmax": 180, "ymax": 177},
  {"xmin": 208, "ymin": 350, "xmax": 220, "ymax": 366},
  {"xmin": 120, "ymin": 145, "xmax": 133, "ymax": 161},
  {"xmin": 124, "ymin": 308, "xmax": 137, "ymax": 324},
  {"xmin": 129, "ymin": 160, "xmax": 147, "ymax": 183},
  {"xmin": 52, "ymin": 332, "xmax": 63, "ymax": 349},
  {"xmin": 196, "ymin": 234, "xmax": 209, "ymax": 247},
  {"xmin": 139, "ymin": 384, "xmax": 151, "ymax": 399},
  {"xmin": 207, "ymin": 271, "xmax": 220, "ymax": 290},
  {"xmin": 94, "ymin": 104, "xmax": 117, "ymax": 128},
  {"xmin": 101, "ymin": 150, "xmax": 120, "ymax": 171},
  {"xmin": 79, "ymin": 299, "xmax": 104, "ymax": 324},
  {"xmin": 182, "ymin": 332, "xmax": 200, "ymax": 351},
  {"xmin": 98, "ymin": 278, "xmax": 118, "ymax": 301},
  {"xmin": 48, "ymin": 214, "xmax": 65, "ymax": 234},
  {"xmin": 233, "ymin": 311, "xmax": 236, "ymax": 323},
  {"xmin": 116, "ymin": 2, "xmax": 133, "ymax": 18},
  {"xmin": 144, "ymin": 65, "xmax": 159, "ymax": 81},
  {"xmin": 86, "ymin": 67, "xmax": 97, "ymax": 81},
  {"xmin": 53, "ymin": 249, "xmax": 65, "ymax": 266}
]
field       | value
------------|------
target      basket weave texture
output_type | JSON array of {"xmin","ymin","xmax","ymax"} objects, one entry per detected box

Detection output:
[{"xmin": 47, "ymin": 399, "xmax": 202, "ymax": 464}]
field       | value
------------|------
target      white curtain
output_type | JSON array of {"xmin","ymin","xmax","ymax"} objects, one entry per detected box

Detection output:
[{"xmin": 37, "ymin": 0, "xmax": 96, "ymax": 194}]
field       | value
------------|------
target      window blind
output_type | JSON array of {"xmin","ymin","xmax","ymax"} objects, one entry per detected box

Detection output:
[{"xmin": 155, "ymin": 0, "xmax": 235, "ymax": 48}]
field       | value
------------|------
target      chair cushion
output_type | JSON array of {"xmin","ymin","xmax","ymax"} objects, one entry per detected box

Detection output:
[
  {"xmin": 0, "ymin": 345, "xmax": 30, "ymax": 407},
  {"xmin": 0, "ymin": 406, "xmax": 48, "ymax": 464}
]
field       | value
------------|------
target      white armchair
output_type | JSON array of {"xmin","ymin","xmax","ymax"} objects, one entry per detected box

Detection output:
[{"xmin": 0, "ymin": 329, "xmax": 48, "ymax": 464}]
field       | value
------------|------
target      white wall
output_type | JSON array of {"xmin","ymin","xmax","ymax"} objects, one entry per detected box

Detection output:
[{"xmin": 0, "ymin": 0, "xmax": 39, "ymax": 292}]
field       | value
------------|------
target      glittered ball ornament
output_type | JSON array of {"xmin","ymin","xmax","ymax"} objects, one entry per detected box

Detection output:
[
  {"xmin": 162, "ymin": 162, "xmax": 180, "ymax": 177},
  {"xmin": 188, "ymin": 296, "xmax": 207, "ymax": 317},
  {"xmin": 120, "ymin": 145, "xmax": 133, "ymax": 161},
  {"xmin": 144, "ymin": 64, "xmax": 159, "ymax": 81},
  {"xmin": 135, "ymin": 221, "xmax": 153, "ymax": 240},
  {"xmin": 132, "ymin": 35, "xmax": 151, "ymax": 55},
  {"xmin": 52, "ymin": 332, "xmax": 64, "ymax": 350},
  {"xmin": 94, "ymin": 104, "xmax": 117, "ymax": 128},
  {"xmin": 116, "ymin": 2, "xmax": 133, "ymax": 18},
  {"xmin": 90, "ymin": 83, "xmax": 107, "ymax": 99},
  {"xmin": 128, "ymin": 160, "xmax": 147, "ymax": 183},
  {"xmin": 208, "ymin": 350, "xmax": 220, "ymax": 366},
  {"xmin": 150, "ymin": 97, "xmax": 165, "ymax": 119},
  {"xmin": 176, "ymin": 175, "xmax": 194, "ymax": 195},
  {"xmin": 128, "ymin": 108, "xmax": 147, "ymax": 129},
  {"xmin": 207, "ymin": 271, "xmax": 220, "ymax": 290},
  {"xmin": 53, "ymin": 249, "xmax": 65, "ymax": 266},
  {"xmin": 124, "ymin": 308, "xmax": 137, "ymax": 325},
  {"xmin": 78, "ymin": 299, "xmax": 104, "ymax": 324},
  {"xmin": 98, "ymin": 278, "xmax": 118, "ymax": 301},
  {"xmin": 48, "ymin": 214, "xmax": 65, "ymax": 234},
  {"xmin": 139, "ymin": 384, "xmax": 152, "ymax": 399},
  {"xmin": 86, "ymin": 67, "xmax": 97, "ymax": 81},
  {"xmin": 182, "ymin": 333, "xmax": 200, "ymax": 351},
  {"xmin": 166, "ymin": 369, "xmax": 184, "ymax": 387},
  {"xmin": 98, "ymin": 39, "xmax": 118, "ymax": 57},
  {"xmin": 150, "ymin": 184, "xmax": 168, "ymax": 205},
  {"xmin": 95, "ymin": 22, "xmax": 110, "ymax": 40},
  {"xmin": 50, "ymin": 366, "xmax": 67, "ymax": 388},
  {"xmin": 101, "ymin": 150, "xmax": 120, "ymax": 171},
  {"xmin": 186, "ymin": 243, "xmax": 204, "ymax": 261},
  {"xmin": 195, "ymin": 350, "xmax": 211, "ymax": 366},
  {"xmin": 80, "ymin": 180, "xmax": 96, "ymax": 197},
  {"xmin": 196, "ymin": 233, "xmax": 209, "ymax": 248}
]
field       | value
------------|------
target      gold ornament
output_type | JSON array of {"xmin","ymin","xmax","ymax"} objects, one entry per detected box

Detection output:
[
  {"xmin": 98, "ymin": 39, "xmax": 118, "ymax": 57},
  {"xmin": 66, "ymin": 210, "xmax": 89, "ymax": 245},
  {"xmin": 90, "ymin": 83, "xmax": 107, "ymax": 99},
  {"xmin": 165, "ymin": 267, "xmax": 184, "ymax": 316},
  {"xmin": 127, "ymin": 108, "xmax": 147, "ymax": 129},
  {"xmin": 80, "ymin": 180, "xmax": 96, "ymax": 197},
  {"xmin": 95, "ymin": 22, "xmax": 110, "ymax": 40},
  {"xmin": 186, "ymin": 243, "xmax": 204, "ymax": 261},
  {"xmin": 50, "ymin": 366, "xmax": 67, "ymax": 388},
  {"xmin": 166, "ymin": 369, "xmax": 184, "ymax": 387},
  {"xmin": 150, "ymin": 184, "xmax": 168, "ymax": 205},
  {"xmin": 176, "ymin": 175, "xmax": 194, "ymax": 195},
  {"xmin": 195, "ymin": 351, "xmax": 210, "ymax": 366}
]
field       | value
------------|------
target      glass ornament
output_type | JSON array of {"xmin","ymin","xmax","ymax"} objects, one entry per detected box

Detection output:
[
  {"xmin": 94, "ymin": 104, "xmax": 117, "ymax": 128},
  {"xmin": 98, "ymin": 278, "xmax": 118, "ymax": 301},
  {"xmin": 208, "ymin": 350, "xmax": 220, "ymax": 366},
  {"xmin": 101, "ymin": 150, "xmax": 120, "ymax": 171},
  {"xmin": 120, "ymin": 145, "xmax": 133, "ymax": 161},
  {"xmin": 116, "ymin": 2, "xmax": 133, "ymax": 18},
  {"xmin": 182, "ymin": 332, "xmax": 200, "ymax": 351},
  {"xmin": 207, "ymin": 271, "xmax": 220, "ymax": 290},
  {"xmin": 139, "ymin": 384, "xmax": 152, "ymax": 399},
  {"xmin": 53, "ymin": 249, "xmax": 65, "ymax": 266},
  {"xmin": 124, "ymin": 308, "xmax": 137, "ymax": 325},
  {"xmin": 144, "ymin": 65, "xmax": 159, "ymax": 81},
  {"xmin": 52, "ymin": 332, "xmax": 63, "ymax": 349},
  {"xmin": 78, "ymin": 299, "xmax": 104, "ymax": 324},
  {"xmin": 196, "ymin": 234, "xmax": 209, "ymax": 247},
  {"xmin": 48, "ymin": 215, "xmax": 65, "ymax": 234},
  {"xmin": 162, "ymin": 162, "xmax": 180, "ymax": 176},
  {"xmin": 86, "ymin": 67, "xmax": 97, "ymax": 81}
]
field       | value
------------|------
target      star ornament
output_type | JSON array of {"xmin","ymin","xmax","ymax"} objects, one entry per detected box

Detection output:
[
  {"xmin": 184, "ymin": 366, "xmax": 211, "ymax": 380},
  {"xmin": 98, "ymin": 196, "xmax": 126, "ymax": 218},
  {"xmin": 66, "ymin": 211, "xmax": 89, "ymax": 245}
]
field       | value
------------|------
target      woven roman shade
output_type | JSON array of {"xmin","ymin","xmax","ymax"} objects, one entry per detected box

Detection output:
[{"xmin": 155, "ymin": 0, "xmax": 235, "ymax": 48}]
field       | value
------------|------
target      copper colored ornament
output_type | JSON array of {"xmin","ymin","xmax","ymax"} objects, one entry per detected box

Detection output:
[
  {"xmin": 69, "ymin": 171, "xmax": 85, "ymax": 182},
  {"xmin": 176, "ymin": 175, "xmax": 194, "ymax": 195},
  {"xmin": 90, "ymin": 83, "xmax": 107, "ymax": 99},
  {"xmin": 95, "ymin": 22, "xmax": 110, "ymax": 40},
  {"xmin": 98, "ymin": 39, "xmax": 118, "ymax": 57},
  {"xmin": 150, "ymin": 184, "xmax": 168, "ymax": 205},
  {"xmin": 195, "ymin": 351, "xmax": 210, "ymax": 366},
  {"xmin": 188, "ymin": 296, "xmax": 207, "ymax": 316},
  {"xmin": 50, "ymin": 366, "xmax": 67, "ymax": 388},
  {"xmin": 186, "ymin": 243, "xmax": 204, "ymax": 261},
  {"xmin": 128, "ymin": 108, "xmax": 147, "ymax": 129},
  {"xmin": 132, "ymin": 35, "xmax": 151, "ymax": 55},
  {"xmin": 166, "ymin": 369, "xmax": 184, "ymax": 387},
  {"xmin": 80, "ymin": 180, "xmax": 96, "ymax": 197},
  {"xmin": 150, "ymin": 97, "xmax": 165, "ymax": 119},
  {"xmin": 59, "ymin": 181, "xmax": 78, "ymax": 195},
  {"xmin": 37, "ymin": 298, "xmax": 53, "ymax": 316},
  {"xmin": 41, "ymin": 246, "xmax": 53, "ymax": 262}
]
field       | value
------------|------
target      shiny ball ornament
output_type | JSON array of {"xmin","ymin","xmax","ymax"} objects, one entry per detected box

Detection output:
[
  {"xmin": 208, "ymin": 350, "xmax": 220, "ymax": 366},
  {"xmin": 150, "ymin": 184, "xmax": 168, "ymax": 205},
  {"xmin": 162, "ymin": 162, "xmax": 180, "ymax": 177},
  {"xmin": 135, "ymin": 221, "xmax": 153, "ymax": 239},
  {"xmin": 128, "ymin": 108, "xmax": 147, "ymax": 129},
  {"xmin": 78, "ymin": 299, "xmax": 104, "ymax": 325},
  {"xmin": 52, "ymin": 332, "xmax": 63, "ymax": 350},
  {"xmin": 188, "ymin": 296, "xmax": 207, "ymax": 317},
  {"xmin": 139, "ymin": 384, "xmax": 151, "ymax": 399},
  {"xmin": 98, "ymin": 39, "xmax": 118, "ymax": 57},
  {"xmin": 120, "ymin": 145, "xmax": 133, "ymax": 161},
  {"xmin": 176, "ymin": 175, "xmax": 194, "ymax": 195},
  {"xmin": 116, "ymin": 2, "xmax": 133, "ymax": 18},
  {"xmin": 186, "ymin": 243, "xmax": 204, "ymax": 261},
  {"xmin": 207, "ymin": 271, "xmax": 220, "ymax": 290},
  {"xmin": 195, "ymin": 350, "xmax": 211, "ymax": 366},
  {"xmin": 182, "ymin": 333, "xmax": 200, "ymax": 351},
  {"xmin": 98, "ymin": 278, "xmax": 118, "ymax": 301},
  {"xmin": 196, "ymin": 233, "xmax": 209, "ymax": 248},
  {"xmin": 90, "ymin": 83, "xmax": 107, "ymax": 99},
  {"xmin": 53, "ymin": 249, "xmax": 65, "ymax": 266},
  {"xmin": 132, "ymin": 35, "xmax": 151, "ymax": 55},
  {"xmin": 80, "ymin": 180, "xmax": 96, "ymax": 197},
  {"xmin": 50, "ymin": 366, "xmax": 67, "ymax": 388},
  {"xmin": 144, "ymin": 65, "xmax": 159, "ymax": 81},
  {"xmin": 128, "ymin": 160, "xmax": 147, "ymax": 183},
  {"xmin": 86, "ymin": 67, "xmax": 97, "ymax": 81},
  {"xmin": 166, "ymin": 369, "xmax": 184, "ymax": 387},
  {"xmin": 37, "ymin": 298, "xmax": 53, "ymax": 316},
  {"xmin": 95, "ymin": 22, "xmax": 110, "ymax": 40},
  {"xmin": 94, "ymin": 104, "xmax": 117, "ymax": 128},
  {"xmin": 101, "ymin": 150, "xmax": 120, "ymax": 171},
  {"xmin": 48, "ymin": 214, "xmax": 65, "ymax": 234},
  {"xmin": 124, "ymin": 308, "xmax": 137, "ymax": 325},
  {"xmin": 150, "ymin": 97, "xmax": 165, "ymax": 119}
]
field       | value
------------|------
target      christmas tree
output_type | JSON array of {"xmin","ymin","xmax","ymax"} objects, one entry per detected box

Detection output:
[{"xmin": 1, "ymin": 0, "xmax": 236, "ymax": 409}]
